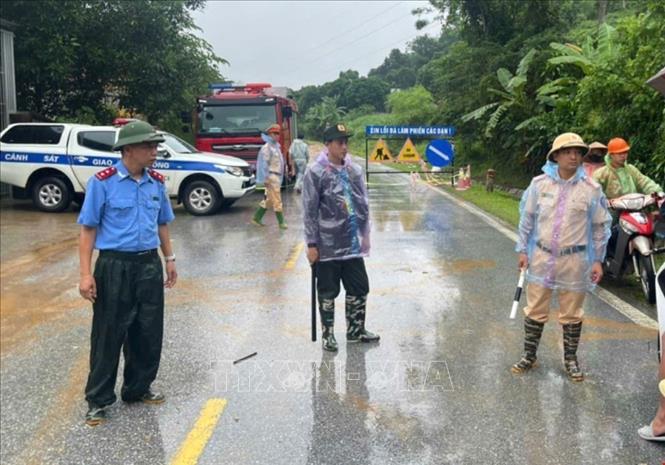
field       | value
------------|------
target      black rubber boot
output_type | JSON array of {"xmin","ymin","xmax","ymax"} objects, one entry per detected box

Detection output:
[
  {"xmin": 319, "ymin": 298, "xmax": 337, "ymax": 352},
  {"xmin": 563, "ymin": 322, "xmax": 584, "ymax": 382},
  {"xmin": 511, "ymin": 317, "xmax": 545, "ymax": 374},
  {"xmin": 345, "ymin": 295, "xmax": 380, "ymax": 343},
  {"xmin": 85, "ymin": 406, "xmax": 107, "ymax": 427}
]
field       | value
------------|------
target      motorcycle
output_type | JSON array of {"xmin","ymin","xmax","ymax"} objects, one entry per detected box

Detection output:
[{"xmin": 603, "ymin": 192, "xmax": 665, "ymax": 304}]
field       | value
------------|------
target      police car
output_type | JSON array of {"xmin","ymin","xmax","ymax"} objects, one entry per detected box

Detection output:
[{"xmin": 0, "ymin": 123, "xmax": 255, "ymax": 215}]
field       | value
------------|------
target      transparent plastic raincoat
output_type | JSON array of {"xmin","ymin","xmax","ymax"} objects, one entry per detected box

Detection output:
[
  {"xmin": 516, "ymin": 161, "xmax": 611, "ymax": 292},
  {"xmin": 255, "ymin": 133, "xmax": 284, "ymax": 185},
  {"xmin": 302, "ymin": 150, "xmax": 370, "ymax": 261}
]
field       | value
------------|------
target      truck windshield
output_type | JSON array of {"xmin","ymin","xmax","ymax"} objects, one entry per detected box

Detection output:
[
  {"xmin": 198, "ymin": 104, "xmax": 277, "ymax": 135},
  {"xmin": 161, "ymin": 133, "xmax": 197, "ymax": 154}
]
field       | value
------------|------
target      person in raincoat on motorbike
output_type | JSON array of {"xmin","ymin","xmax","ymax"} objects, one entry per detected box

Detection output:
[
  {"xmin": 512, "ymin": 133, "xmax": 611, "ymax": 382},
  {"xmin": 592, "ymin": 137, "xmax": 662, "ymax": 200}
]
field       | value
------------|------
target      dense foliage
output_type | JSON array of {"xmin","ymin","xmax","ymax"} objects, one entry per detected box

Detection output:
[
  {"xmin": 294, "ymin": 0, "xmax": 664, "ymax": 186},
  {"xmin": 3, "ymin": 0, "xmax": 225, "ymax": 136}
]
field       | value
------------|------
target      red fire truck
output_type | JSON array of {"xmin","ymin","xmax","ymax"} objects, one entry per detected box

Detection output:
[{"xmin": 190, "ymin": 83, "xmax": 298, "ymax": 174}]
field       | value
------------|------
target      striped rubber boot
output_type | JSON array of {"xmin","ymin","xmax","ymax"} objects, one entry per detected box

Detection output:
[
  {"xmin": 320, "ymin": 298, "xmax": 337, "ymax": 352},
  {"xmin": 563, "ymin": 322, "xmax": 584, "ymax": 382},
  {"xmin": 511, "ymin": 317, "xmax": 545, "ymax": 374},
  {"xmin": 345, "ymin": 295, "xmax": 380, "ymax": 343}
]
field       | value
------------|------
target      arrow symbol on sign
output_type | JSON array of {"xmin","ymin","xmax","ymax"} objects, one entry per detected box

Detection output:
[{"xmin": 429, "ymin": 146, "xmax": 449, "ymax": 160}]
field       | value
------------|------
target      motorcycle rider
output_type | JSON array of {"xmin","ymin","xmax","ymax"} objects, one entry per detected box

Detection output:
[
  {"xmin": 512, "ymin": 133, "xmax": 611, "ymax": 382},
  {"xmin": 592, "ymin": 137, "xmax": 662, "ymax": 200},
  {"xmin": 592, "ymin": 137, "xmax": 662, "ymax": 260}
]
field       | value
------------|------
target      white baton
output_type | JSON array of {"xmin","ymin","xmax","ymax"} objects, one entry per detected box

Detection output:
[{"xmin": 510, "ymin": 269, "xmax": 526, "ymax": 319}]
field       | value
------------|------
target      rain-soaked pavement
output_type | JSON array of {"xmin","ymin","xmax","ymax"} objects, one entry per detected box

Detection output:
[{"xmin": 1, "ymin": 161, "xmax": 663, "ymax": 465}]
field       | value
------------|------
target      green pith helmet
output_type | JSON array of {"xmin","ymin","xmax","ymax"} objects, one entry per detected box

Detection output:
[{"xmin": 112, "ymin": 121, "xmax": 165, "ymax": 151}]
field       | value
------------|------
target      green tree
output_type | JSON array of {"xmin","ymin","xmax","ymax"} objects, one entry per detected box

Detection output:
[
  {"xmin": 386, "ymin": 85, "xmax": 437, "ymax": 124},
  {"xmin": 461, "ymin": 49, "xmax": 538, "ymax": 137},
  {"xmin": 3, "ymin": 0, "xmax": 225, "ymax": 134},
  {"xmin": 303, "ymin": 96, "xmax": 347, "ymax": 139}
]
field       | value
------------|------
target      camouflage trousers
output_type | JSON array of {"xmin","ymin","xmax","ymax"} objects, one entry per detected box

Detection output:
[{"xmin": 316, "ymin": 258, "xmax": 369, "ymax": 338}]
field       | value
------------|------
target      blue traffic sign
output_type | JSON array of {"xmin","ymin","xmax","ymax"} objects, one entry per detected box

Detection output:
[{"xmin": 425, "ymin": 139, "xmax": 454, "ymax": 167}]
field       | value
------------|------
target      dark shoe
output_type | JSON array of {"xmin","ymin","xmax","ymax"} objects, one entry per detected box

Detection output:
[
  {"xmin": 564, "ymin": 359, "xmax": 584, "ymax": 382},
  {"xmin": 321, "ymin": 332, "xmax": 337, "ymax": 352},
  {"xmin": 85, "ymin": 407, "xmax": 106, "ymax": 426},
  {"xmin": 123, "ymin": 390, "xmax": 165, "ymax": 404},
  {"xmin": 347, "ymin": 329, "xmax": 380, "ymax": 343},
  {"xmin": 511, "ymin": 356, "xmax": 538, "ymax": 374}
]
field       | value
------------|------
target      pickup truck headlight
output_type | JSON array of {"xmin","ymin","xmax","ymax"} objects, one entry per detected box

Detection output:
[{"xmin": 214, "ymin": 164, "xmax": 243, "ymax": 176}]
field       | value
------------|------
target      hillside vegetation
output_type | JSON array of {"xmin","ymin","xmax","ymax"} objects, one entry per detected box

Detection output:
[{"xmin": 293, "ymin": 0, "xmax": 665, "ymax": 187}]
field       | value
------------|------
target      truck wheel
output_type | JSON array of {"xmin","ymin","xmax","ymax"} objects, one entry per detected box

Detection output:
[
  {"xmin": 183, "ymin": 180, "xmax": 221, "ymax": 216},
  {"xmin": 32, "ymin": 176, "xmax": 72, "ymax": 212}
]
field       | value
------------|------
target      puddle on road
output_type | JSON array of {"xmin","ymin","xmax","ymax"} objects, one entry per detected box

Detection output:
[
  {"xmin": 441, "ymin": 259, "xmax": 496, "ymax": 274},
  {"xmin": 1, "ymin": 237, "xmax": 82, "ymax": 355}
]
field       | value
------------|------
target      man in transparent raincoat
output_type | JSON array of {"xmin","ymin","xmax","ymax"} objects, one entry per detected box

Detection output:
[
  {"xmin": 252, "ymin": 124, "xmax": 288, "ymax": 229},
  {"xmin": 511, "ymin": 133, "xmax": 611, "ymax": 382},
  {"xmin": 289, "ymin": 132, "xmax": 309, "ymax": 193},
  {"xmin": 302, "ymin": 123, "xmax": 380, "ymax": 352}
]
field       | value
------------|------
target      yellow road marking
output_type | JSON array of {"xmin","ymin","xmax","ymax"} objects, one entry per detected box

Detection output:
[
  {"xmin": 284, "ymin": 242, "xmax": 305, "ymax": 270},
  {"xmin": 170, "ymin": 398, "xmax": 227, "ymax": 465}
]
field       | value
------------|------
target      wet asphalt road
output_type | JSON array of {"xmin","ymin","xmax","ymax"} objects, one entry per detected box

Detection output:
[{"xmin": 1, "ymin": 164, "xmax": 663, "ymax": 465}]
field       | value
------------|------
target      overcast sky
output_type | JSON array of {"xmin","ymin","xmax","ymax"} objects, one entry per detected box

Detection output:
[{"xmin": 192, "ymin": 1, "xmax": 437, "ymax": 91}]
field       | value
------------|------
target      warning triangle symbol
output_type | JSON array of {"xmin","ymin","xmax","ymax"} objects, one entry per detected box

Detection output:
[
  {"xmin": 397, "ymin": 138, "xmax": 421, "ymax": 163},
  {"xmin": 370, "ymin": 138, "xmax": 393, "ymax": 162}
]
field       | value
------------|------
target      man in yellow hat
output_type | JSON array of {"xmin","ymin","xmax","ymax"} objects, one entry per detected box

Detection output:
[
  {"xmin": 252, "ymin": 124, "xmax": 288, "ymax": 229},
  {"xmin": 592, "ymin": 137, "xmax": 662, "ymax": 200},
  {"xmin": 512, "ymin": 132, "xmax": 611, "ymax": 382}
]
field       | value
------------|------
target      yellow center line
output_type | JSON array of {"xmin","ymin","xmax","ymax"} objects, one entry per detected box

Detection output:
[
  {"xmin": 284, "ymin": 242, "xmax": 305, "ymax": 270},
  {"xmin": 170, "ymin": 398, "xmax": 228, "ymax": 465}
]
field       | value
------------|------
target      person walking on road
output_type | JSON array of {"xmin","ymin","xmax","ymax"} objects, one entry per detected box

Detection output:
[
  {"xmin": 512, "ymin": 132, "xmax": 611, "ymax": 382},
  {"xmin": 289, "ymin": 132, "xmax": 309, "ymax": 193},
  {"xmin": 302, "ymin": 123, "xmax": 380, "ymax": 352},
  {"xmin": 78, "ymin": 121, "xmax": 178, "ymax": 426},
  {"xmin": 252, "ymin": 124, "xmax": 288, "ymax": 229}
]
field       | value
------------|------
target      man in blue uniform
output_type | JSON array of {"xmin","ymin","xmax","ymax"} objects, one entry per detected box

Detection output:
[{"xmin": 78, "ymin": 121, "xmax": 178, "ymax": 426}]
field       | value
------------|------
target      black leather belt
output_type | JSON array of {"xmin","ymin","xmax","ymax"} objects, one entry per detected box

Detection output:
[
  {"xmin": 269, "ymin": 170, "xmax": 281, "ymax": 175},
  {"xmin": 100, "ymin": 249, "xmax": 158, "ymax": 261},
  {"xmin": 536, "ymin": 241, "xmax": 586, "ymax": 256}
]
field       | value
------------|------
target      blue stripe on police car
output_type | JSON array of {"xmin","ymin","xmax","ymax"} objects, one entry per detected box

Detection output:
[{"xmin": 0, "ymin": 151, "xmax": 224, "ymax": 173}]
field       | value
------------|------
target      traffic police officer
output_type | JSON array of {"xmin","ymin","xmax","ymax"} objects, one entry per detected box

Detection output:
[{"xmin": 78, "ymin": 121, "xmax": 178, "ymax": 426}]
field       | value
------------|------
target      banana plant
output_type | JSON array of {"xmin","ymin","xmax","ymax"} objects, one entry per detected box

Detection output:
[
  {"xmin": 538, "ymin": 23, "xmax": 620, "ymax": 105},
  {"xmin": 462, "ymin": 48, "xmax": 537, "ymax": 138}
]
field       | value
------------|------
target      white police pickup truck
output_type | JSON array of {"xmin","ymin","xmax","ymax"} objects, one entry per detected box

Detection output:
[{"xmin": 0, "ymin": 123, "xmax": 255, "ymax": 215}]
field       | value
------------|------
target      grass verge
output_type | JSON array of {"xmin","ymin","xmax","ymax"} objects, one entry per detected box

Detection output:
[{"xmin": 439, "ymin": 183, "xmax": 521, "ymax": 228}]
